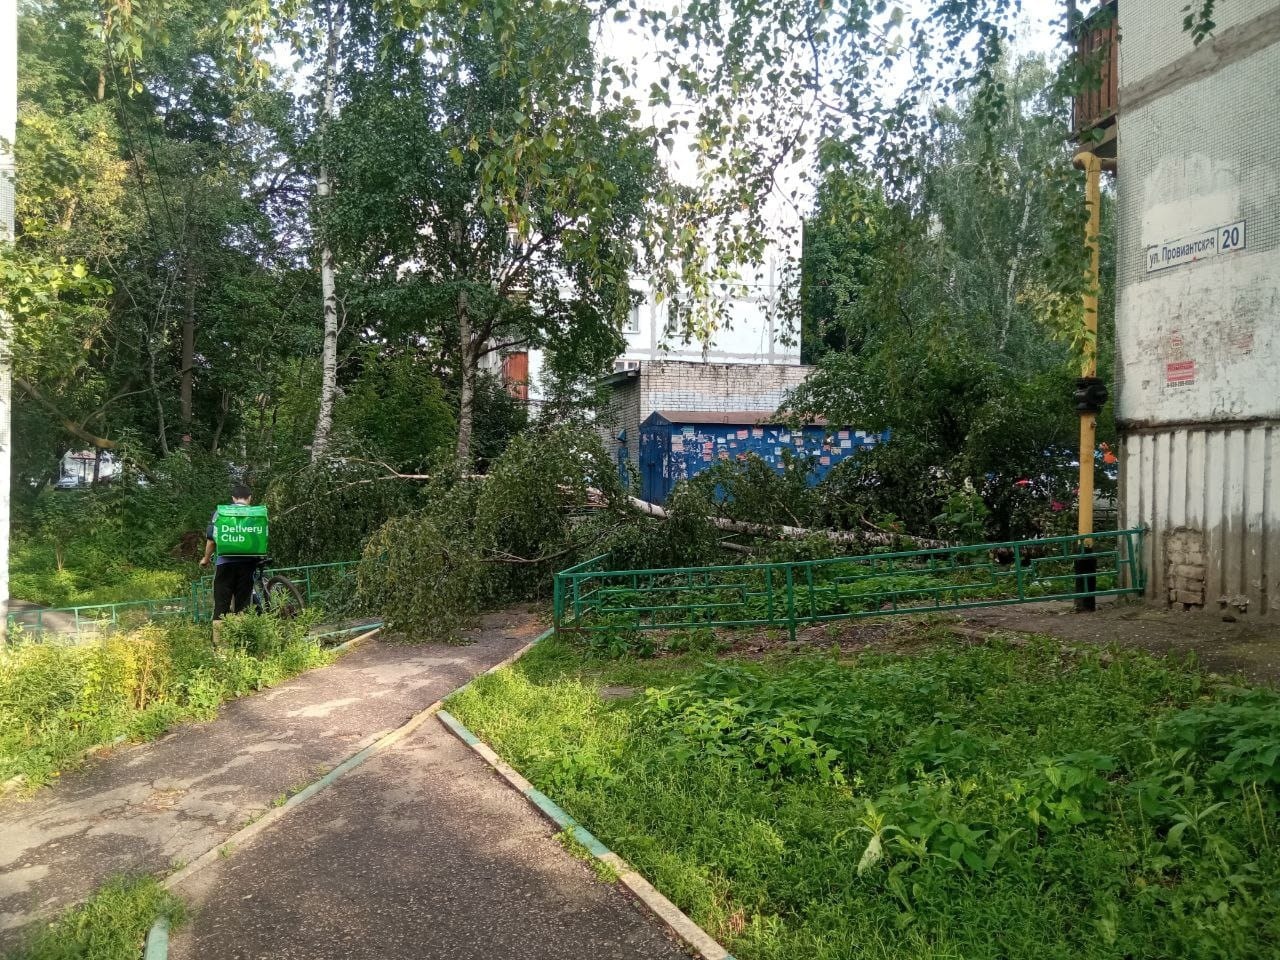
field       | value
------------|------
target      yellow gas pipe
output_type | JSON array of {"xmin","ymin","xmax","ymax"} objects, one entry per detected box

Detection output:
[
  {"xmin": 1075, "ymin": 150, "xmax": 1102, "ymax": 541},
  {"xmin": 1071, "ymin": 150, "xmax": 1114, "ymax": 610}
]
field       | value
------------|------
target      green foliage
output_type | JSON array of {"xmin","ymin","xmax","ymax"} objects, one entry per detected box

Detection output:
[
  {"xmin": 1150, "ymin": 691, "xmax": 1280, "ymax": 800},
  {"xmin": 29, "ymin": 490, "xmax": 95, "ymax": 572},
  {"xmin": 688, "ymin": 452, "xmax": 821, "ymax": 529},
  {"xmin": 8, "ymin": 450, "xmax": 259, "ymax": 607},
  {"xmin": 468, "ymin": 374, "xmax": 531, "ymax": 471},
  {"xmin": 452, "ymin": 636, "xmax": 1280, "ymax": 960},
  {"xmin": 588, "ymin": 480, "xmax": 725, "ymax": 573},
  {"xmin": 334, "ymin": 351, "xmax": 456, "ymax": 472},
  {"xmin": 8, "ymin": 551, "xmax": 186, "ymax": 608},
  {"xmin": 931, "ymin": 488, "xmax": 990, "ymax": 544},
  {"xmin": 325, "ymin": 0, "xmax": 659, "ymax": 464},
  {"xmin": 0, "ymin": 614, "xmax": 328, "ymax": 786},
  {"xmin": 358, "ymin": 476, "xmax": 489, "ymax": 642},
  {"xmin": 5, "ymin": 875, "xmax": 184, "ymax": 960},
  {"xmin": 266, "ymin": 456, "xmax": 425, "ymax": 566},
  {"xmin": 12, "ymin": 0, "xmax": 317, "ymax": 484},
  {"xmin": 790, "ymin": 59, "xmax": 1116, "ymax": 543},
  {"xmin": 359, "ymin": 425, "xmax": 628, "ymax": 640},
  {"xmin": 113, "ymin": 452, "xmax": 243, "ymax": 564}
]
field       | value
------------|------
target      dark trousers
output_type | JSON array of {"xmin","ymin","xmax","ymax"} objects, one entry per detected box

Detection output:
[{"xmin": 213, "ymin": 561, "xmax": 256, "ymax": 619}]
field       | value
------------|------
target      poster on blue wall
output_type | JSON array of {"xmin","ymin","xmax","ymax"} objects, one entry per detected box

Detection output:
[{"xmin": 634, "ymin": 411, "xmax": 889, "ymax": 504}]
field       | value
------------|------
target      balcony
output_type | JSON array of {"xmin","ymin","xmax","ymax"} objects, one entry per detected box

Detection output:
[{"xmin": 1070, "ymin": 0, "xmax": 1118, "ymax": 158}]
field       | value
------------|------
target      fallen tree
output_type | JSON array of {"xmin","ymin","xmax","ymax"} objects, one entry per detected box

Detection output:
[{"xmin": 621, "ymin": 494, "xmax": 951, "ymax": 552}]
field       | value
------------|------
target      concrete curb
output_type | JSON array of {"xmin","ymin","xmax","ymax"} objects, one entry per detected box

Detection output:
[
  {"xmin": 436, "ymin": 706, "xmax": 735, "ymax": 960},
  {"xmin": 328, "ymin": 623, "xmax": 383, "ymax": 652},
  {"xmin": 143, "ymin": 916, "xmax": 169, "ymax": 960}
]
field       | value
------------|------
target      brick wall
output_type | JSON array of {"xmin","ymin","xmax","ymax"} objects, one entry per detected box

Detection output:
[
  {"xmin": 639, "ymin": 360, "xmax": 813, "ymax": 414},
  {"xmin": 598, "ymin": 374, "xmax": 642, "ymax": 476},
  {"xmin": 1164, "ymin": 529, "xmax": 1207, "ymax": 609}
]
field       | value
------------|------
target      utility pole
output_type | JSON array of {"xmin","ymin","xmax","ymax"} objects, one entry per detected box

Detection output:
[
  {"xmin": 0, "ymin": 0, "xmax": 17, "ymax": 645},
  {"xmin": 1072, "ymin": 150, "xmax": 1111, "ymax": 612}
]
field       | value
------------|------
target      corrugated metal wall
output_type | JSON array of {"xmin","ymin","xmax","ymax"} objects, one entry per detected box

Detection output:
[{"xmin": 1121, "ymin": 424, "xmax": 1280, "ymax": 616}]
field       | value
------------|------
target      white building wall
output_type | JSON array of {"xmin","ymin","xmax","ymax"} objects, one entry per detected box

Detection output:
[
  {"xmin": 1114, "ymin": 2, "xmax": 1280, "ymax": 616},
  {"xmin": 523, "ymin": 247, "xmax": 800, "ymax": 403},
  {"xmin": 639, "ymin": 359, "xmax": 810, "ymax": 413}
]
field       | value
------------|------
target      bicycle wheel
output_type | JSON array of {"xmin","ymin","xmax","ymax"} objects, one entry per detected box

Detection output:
[{"xmin": 264, "ymin": 575, "xmax": 306, "ymax": 620}]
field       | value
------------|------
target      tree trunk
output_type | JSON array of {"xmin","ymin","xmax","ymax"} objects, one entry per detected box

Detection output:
[
  {"xmin": 14, "ymin": 378, "xmax": 118, "ymax": 449},
  {"xmin": 210, "ymin": 389, "xmax": 230, "ymax": 454},
  {"xmin": 310, "ymin": 8, "xmax": 341, "ymax": 464},
  {"xmin": 455, "ymin": 289, "xmax": 475, "ymax": 467},
  {"xmin": 313, "ymin": 239, "xmax": 339, "ymax": 461},
  {"xmin": 1, "ymin": 0, "xmax": 15, "ymax": 644},
  {"xmin": 181, "ymin": 260, "xmax": 195, "ymax": 430},
  {"xmin": 148, "ymin": 345, "xmax": 170, "ymax": 457},
  {"xmin": 622, "ymin": 494, "xmax": 951, "ymax": 550}
]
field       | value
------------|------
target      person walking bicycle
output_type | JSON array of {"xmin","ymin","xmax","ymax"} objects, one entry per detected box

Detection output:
[{"xmin": 201, "ymin": 484, "xmax": 266, "ymax": 642}]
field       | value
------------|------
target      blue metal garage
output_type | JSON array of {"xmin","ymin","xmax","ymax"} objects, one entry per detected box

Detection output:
[{"xmin": 636, "ymin": 410, "xmax": 888, "ymax": 504}]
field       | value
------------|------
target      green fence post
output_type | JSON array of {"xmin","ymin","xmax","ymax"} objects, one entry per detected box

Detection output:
[
  {"xmin": 553, "ymin": 574, "xmax": 563, "ymax": 632},
  {"xmin": 785, "ymin": 565, "xmax": 796, "ymax": 642},
  {"xmin": 806, "ymin": 563, "xmax": 818, "ymax": 620}
]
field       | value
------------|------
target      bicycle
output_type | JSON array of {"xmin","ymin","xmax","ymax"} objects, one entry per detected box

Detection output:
[{"xmin": 250, "ymin": 557, "xmax": 306, "ymax": 619}]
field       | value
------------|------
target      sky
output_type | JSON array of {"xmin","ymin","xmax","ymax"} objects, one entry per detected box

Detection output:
[{"xmin": 595, "ymin": 0, "xmax": 1073, "ymax": 264}]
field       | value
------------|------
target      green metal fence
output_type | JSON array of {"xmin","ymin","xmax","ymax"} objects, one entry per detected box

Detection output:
[
  {"xmin": 9, "ymin": 560, "xmax": 361, "ymax": 642},
  {"xmin": 189, "ymin": 560, "xmax": 360, "ymax": 623},
  {"xmin": 553, "ymin": 529, "xmax": 1146, "ymax": 641}
]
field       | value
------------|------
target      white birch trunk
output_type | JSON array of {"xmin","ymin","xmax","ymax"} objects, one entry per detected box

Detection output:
[
  {"xmin": 311, "ymin": 8, "xmax": 340, "ymax": 464},
  {"xmin": 623, "ymin": 495, "xmax": 950, "ymax": 550},
  {"xmin": 455, "ymin": 289, "xmax": 475, "ymax": 466},
  {"xmin": 1, "ymin": 0, "xmax": 19, "ymax": 644}
]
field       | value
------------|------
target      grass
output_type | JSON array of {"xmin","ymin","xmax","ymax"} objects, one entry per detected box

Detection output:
[
  {"xmin": 0, "ymin": 613, "xmax": 331, "ymax": 787},
  {"xmin": 555, "ymin": 828, "xmax": 622, "ymax": 884},
  {"xmin": 448, "ymin": 630, "xmax": 1280, "ymax": 960},
  {"xmin": 9, "ymin": 542, "xmax": 191, "ymax": 609},
  {"xmin": 2, "ymin": 876, "xmax": 183, "ymax": 960}
]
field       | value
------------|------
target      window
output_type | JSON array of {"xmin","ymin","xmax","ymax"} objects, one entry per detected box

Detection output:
[{"xmin": 623, "ymin": 304, "xmax": 641, "ymax": 335}]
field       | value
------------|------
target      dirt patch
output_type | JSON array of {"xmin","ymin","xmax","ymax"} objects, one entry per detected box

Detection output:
[
  {"xmin": 718, "ymin": 617, "xmax": 950, "ymax": 658},
  {"xmin": 695, "ymin": 599, "xmax": 1280, "ymax": 686},
  {"xmin": 950, "ymin": 598, "xmax": 1280, "ymax": 686}
]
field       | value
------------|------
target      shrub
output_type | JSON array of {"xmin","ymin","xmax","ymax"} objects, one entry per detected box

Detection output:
[
  {"xmin": 0, "ymin": 613, "xmax": 328, "ymax": 785},
  {"xmin": 358, "ymin": 424, "xmax": 628, "ymax": 640}
]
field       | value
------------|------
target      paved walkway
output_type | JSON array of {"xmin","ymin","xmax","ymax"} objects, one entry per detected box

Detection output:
[
  {"xmin": 169, "ymin": 717, "xmax": 686, "ymax": 960},
  {"xmin": 1, "ymin": 608, "xmax": 600, "ymax": 952}
]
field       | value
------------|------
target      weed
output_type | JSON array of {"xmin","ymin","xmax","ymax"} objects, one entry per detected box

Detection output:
[
  {"xmin": 4, "ymin": 875, "xmax": 183, "ymax": 960},
  {"xmin": 555, "ymin": 829, "xmax": 620, "ymax": 884}
]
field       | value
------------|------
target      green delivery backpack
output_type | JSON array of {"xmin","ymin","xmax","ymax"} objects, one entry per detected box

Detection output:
[{"xmin": 213, "ymin": 504, "xmax": 269, "ymax": 557}]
